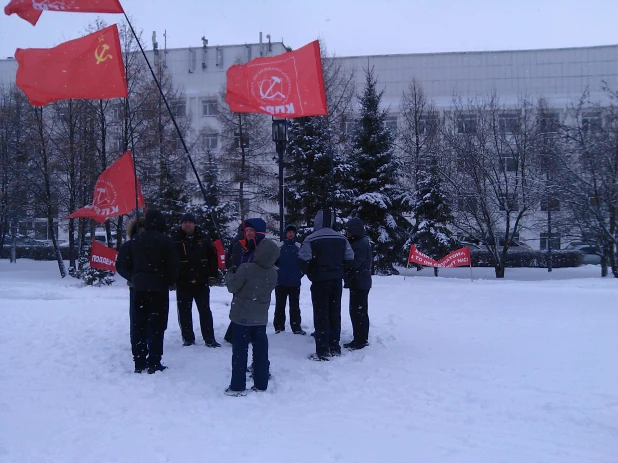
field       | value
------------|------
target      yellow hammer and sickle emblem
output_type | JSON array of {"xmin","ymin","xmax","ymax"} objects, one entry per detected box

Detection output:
[{"xmin": 95, "ymin": 43, "xmax": 113, "ymax": 65}]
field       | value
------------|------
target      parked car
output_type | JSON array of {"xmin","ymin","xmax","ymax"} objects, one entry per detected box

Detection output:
[{"xmin": 564, "ymin": 242, "xmax": 602, "ymax": 265}]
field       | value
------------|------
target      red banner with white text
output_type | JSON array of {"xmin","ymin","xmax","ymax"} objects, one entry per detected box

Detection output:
[
  {"xmin": 437, "ymin": 247, "xmax": 471, "ymax": 268},
  {"xmin": 90, "ymin": 240, "xmax": 118, "ymax": 271},
  {"xmin": 407, "ymin": 245, "xmax": 439, "ymax": 267},
  {"xmin": 213, "ymin": 239, "xmax": 226, "ymax": 270},
  {"xmin": 4, "ymin": 0, "xmax": 124, "ymax": 26}
]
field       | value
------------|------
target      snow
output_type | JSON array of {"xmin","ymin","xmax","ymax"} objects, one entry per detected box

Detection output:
[{"xmin": 1, "ymin": 260, "xmax": 617, "ymax": 463}]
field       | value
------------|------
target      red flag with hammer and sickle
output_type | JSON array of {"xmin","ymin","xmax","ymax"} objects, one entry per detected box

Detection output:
[
  {"xmin": 14, "ymin": 24, "xmax": 127, "ymax": 106},
  {"xmin": 225, "ymin": 40, "xmax": 328, "ymax": 118},
  {"xmin": 4, "ymin": 0, "xmax": 124, "ymax": 26}
]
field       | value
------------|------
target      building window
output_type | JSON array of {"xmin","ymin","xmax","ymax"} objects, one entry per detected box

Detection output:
[
  {"xmin": 539, "ymin": 111, "xmax": 560, "ymax": 133},
  {"xmin": 540, "ymin": 197, "xmax": 560, "ymax": 212},
  {"xmin": 499, "ymin": 193, "xmax": 519, "ymax": 211},
  {"xmin": 171, "ymin": 99, "xmax": 186, "ymax": 118},
  {"xmin": 234, "ymin": 132, "xmax": 250, "ymax": 149},
  {"xmin": 111, "ymin": 133, "xmax": 124, "ymax": 152},
  {"xmin": 202, "ymin": 132, "xmax": 218, "ymax": 151},
  {"xmin": 499, "ymin": 155, "xmax": 517, "ymax": 172},
  {"xmin": 418, "ymin": 115, "xmax": 438, "ymax": 135},
  {"xmin": 540, "ymin": 233, "xmax": 561, "ymax": 250},
  {"xmin": 202, "ymin": 99, "xmax": 218, "ymax": 117},
  {"xmin": 582, "ymin": 111, "xmax": 602, "ymax": 133},
  {"xmin": 457, "ymin": 114, "xmax": 477, "ymax": 134},
  {"xmin": 343, "ymin": 119, "xmax": 357, "ymax": 136},
  {"xmin": 383, "ymin": 116, "xmax": 398, "ymax": 133},
  {"xmin": 499, "ymin": 112, "xmax": 520, "ymax": 134},
  {"xmin": 111, "ymin": 103, "xmax": 124, "ymax": 121},
  {"xmin": 457, "ymin": 195, "xmax": 477, "ymax": 213}
]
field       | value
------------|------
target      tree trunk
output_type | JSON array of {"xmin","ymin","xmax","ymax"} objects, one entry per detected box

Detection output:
[
  {"xmin": 494, "ymin": 264, "xmax": 505, "ymax": 278},
  {"xmin": 10, "ymin": 218, "xmax": 16, "ymax": 263},
  {"xmin": 433, "ymin": 266, "xmax": 439, "ymax": 277}
]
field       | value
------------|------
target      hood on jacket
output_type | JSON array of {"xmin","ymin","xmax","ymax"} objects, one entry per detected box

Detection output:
[
  {"xmin": 253, "ymin": 238, "xmax": 280, "ymax": 269},
  {"xmin": 144, "ymin": 210, "xmax": 166, "ymax": 232},
  {"xmin": 345, "ymin": 217, "xmax": 366, "ymax": 238},
  {"xmin": 284, "ymin": 224, "xmax": 297, "ymax": 233},
  {"xmin": 127, "ymin": 216, "xmax": 145, "ymax": 239},
  {"xmin": 313, "ymin": 209, "xmax": 335, "ymax": 231},
  {"xmin": 244, "ymin": 217, "xmax": 267, "ymax": 242}
]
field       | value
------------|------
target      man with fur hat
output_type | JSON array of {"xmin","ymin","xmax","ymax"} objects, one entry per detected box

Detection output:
[
  {"xmin": 117, "ymin": 210, "xmax": 179, "ymax": 374},
  {"xmin": 298, "ymin": 209, "xmax": 354, "ymax": 361},
  {"xmin": 172, "ymin": 212, "xmax": 221, "ymax": 348},
  {"xmin": 273, "ymin": 224, "xmax": 306, "ymax": 335}
]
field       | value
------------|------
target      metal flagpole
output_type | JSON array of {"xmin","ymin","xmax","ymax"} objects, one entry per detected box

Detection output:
[
  {"xmin": 122, "ymin": 13, "xmax": 221, "ymax": 238},
  {"xmin": 124, "ymin": 96, "xmax": 140, "ymax": 226}
]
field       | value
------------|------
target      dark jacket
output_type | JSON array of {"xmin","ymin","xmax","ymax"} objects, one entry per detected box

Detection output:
[
  {"xmin": 298, "ymin": 210, "xmax": 354, "ymax": 282},
  {"xmin": 118, "ymin": 210, "xmax": 179, "ymax": 292},
  {"xmin": 226, "ymin": 238, "xmax": 280, "ymax": 326},
  {"xmin": 116, "ymin": 216, "xmax": 145, "ymax": 287},
  {"xmin": 344, "ymin": 218, "xmax": 372, "ymax": 290},
  {"xmin": 229, "ymin": 218, "xmax": 267, "ymax": 269},
  {"xmin": 171, "ymin": 226, "xmax": 218, "ymax": 289},
  {"xmin": 276, "ymin": 238, "xmax": 303, "ymax": 287}
]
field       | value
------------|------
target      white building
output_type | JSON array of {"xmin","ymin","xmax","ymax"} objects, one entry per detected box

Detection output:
[{"xmin": 1, "ymin": 37, "xmax": 617, "ymax": 248}]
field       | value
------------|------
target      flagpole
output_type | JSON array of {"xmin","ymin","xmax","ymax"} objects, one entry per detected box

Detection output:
[
  {"xmin": 125, "ymin": 96, "xmax": 140, "ymax": 227},
  {"xmin": 122, "ymin": 14, "xmax": 221, "ymax": 239},
  {"xmin": 404, "ymin": 261, "xmax": 409, "ymax": 280}
]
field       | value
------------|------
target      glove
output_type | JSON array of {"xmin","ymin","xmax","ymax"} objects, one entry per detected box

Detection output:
[
  {"xmin": 208, "ymin": 277, "xmax": 217, "ymax": 287},
  {"xmin": 229, "ymin": 265, "xmax": 238, "ymax": 274}
]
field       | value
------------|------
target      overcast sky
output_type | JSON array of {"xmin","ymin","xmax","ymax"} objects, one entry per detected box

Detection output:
[{"xmin": 1, "ymin": 0, "xmax": 617, "ymax": 59}]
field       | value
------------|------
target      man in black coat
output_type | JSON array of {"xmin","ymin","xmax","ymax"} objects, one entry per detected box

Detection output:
[
  {"xmin": 298, "ymin": 209, "xmax": 354, "ymax": 361},
  {"xmin": 172, "ymin": 212, "xmax": 221, "ymax": 348},
  {"xmin": 117, "ymin": 210, "xmax": 179, "ymax": 374},
  {"xmin": 343, "ymin": 218, "xmax": 373, "ymax": 350}
]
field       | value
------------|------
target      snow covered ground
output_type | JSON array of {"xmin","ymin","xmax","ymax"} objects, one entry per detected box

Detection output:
[{"xmin": 1, "ymin": 260, "xmax": 616, "ymax": 463}]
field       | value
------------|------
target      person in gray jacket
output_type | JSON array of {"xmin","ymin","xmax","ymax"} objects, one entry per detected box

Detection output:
[
  {"xmin": 343, "ymin": 218, "xmax": 372, "ymax": 350},
  {"xmin": 224, "ymin": 238, "xmax": 280, "ymax": 396}
]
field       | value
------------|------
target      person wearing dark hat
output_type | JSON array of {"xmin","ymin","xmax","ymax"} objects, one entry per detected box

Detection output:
[
  {"xmin": 273, "ymin": 224, "xmax": 306, "ymax": 335},
  {"xmin": 117, "ymin": 210, "xmax": 179, "ymax": 374},
  {"xmin": 298, "ymin": 209, "xmax": 354, "ymax": 361},
  {"xmin": 172, "ymin": 212, "xmax": 221, "ymax": 348},
  {"xmin": 343, "ymin": 217, "xmax": 372, "ymax": 350}
]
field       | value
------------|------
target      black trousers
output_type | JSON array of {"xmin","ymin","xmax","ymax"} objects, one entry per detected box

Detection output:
[
  {"xmin": 349, "ymin": 288, "xmax": 370, "ymax": 344},
  {"xmin": 310, "ymin": 279, "xmax": 343, "ymax": 358},
  {"xmin": 176, "ymin": 285, "xmax": 215, "ymax": 343},
  {"xmin": 273, "ymin": 285, "xmax": 302, "ymax": 332},
  {"xmin": 132, "ymin": 290, "xmax": 169, "ymax": 367}
]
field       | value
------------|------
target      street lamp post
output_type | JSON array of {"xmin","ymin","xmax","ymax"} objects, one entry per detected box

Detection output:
[{"xmin": 272, "ymin": 118, "xmax": 288, "ymax": 241}]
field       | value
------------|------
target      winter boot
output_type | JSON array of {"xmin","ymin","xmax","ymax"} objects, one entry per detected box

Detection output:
[
  {"xmin": 147, "ymin": 363, "xmax": 168, "ymax": 374},
  {"xmin": 205, "ymin": 339, "xmax": 221, "ymax": 348},
  {"xmin": 224, "ymin": 387, "xmax": 247, "ymax": 397}
]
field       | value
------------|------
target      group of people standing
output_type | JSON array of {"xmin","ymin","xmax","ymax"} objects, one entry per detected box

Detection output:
[{"xmin": 116, "ymin": 208, "xmax": 373, "ymax": 396}]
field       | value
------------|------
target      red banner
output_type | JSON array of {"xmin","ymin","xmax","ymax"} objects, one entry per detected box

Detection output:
[
  {"xmin": 15, "ymin": 24, "xmax": 128, "ymax": 106},
  {"xmin": 407, "ymin": 245, "xmax": 439, "ymax": 267},
  {"xmin": 225, "ymin": 40, "xmax": 328, "ymax": 118},
  {"xmin": 213, "ymin": 239, "xmax": 226, "ymax": 270},
  {"xmin": 68, "ymin": 151, "xmax": 144, "ymax": 223},
  {"xmin": 437, "ymin": 247, "xmax": 471, "ymax": 268},
  {"xmin": 4, "ymin": 0, "xmax": 124, "ymax": 26},
  {"xmin": 90, "ymin": 240, "xmax": 118, "ymax": 271}
]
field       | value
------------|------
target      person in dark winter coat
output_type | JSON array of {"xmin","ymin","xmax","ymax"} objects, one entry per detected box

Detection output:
[
  {"xmin": 116, "ymin": 210, "xmax": 179, "ymax": 374},
  {"xmin": 116, "ymin": 216, "xmax": 145, "ymax": 364},
  {"xmin": 343, "ymin": 217, "xmax": 373, "ymax": 350},
  {"xmin": 298, "ymin": 209, "xmax": 354, "ymax": 361},
  {"xmin": 172, "ymin": 212, "xmax": 221, "ymax": 348},
  {"xmin": 224, "ymin": 238, "xmax": 279, "ymax": 396},
  {"xmin": 273, "ymin": 224, "xmax": 305, "ymax": 335},
  {"xmin": 224, "ymin": 217, "xmax": 267, "ymax": 343}
]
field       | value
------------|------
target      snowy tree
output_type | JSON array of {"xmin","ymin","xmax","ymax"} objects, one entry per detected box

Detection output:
[
  {"xmin": 344, "ymin": 67, "xmax": 413, "ymax": 275},
  {"xmin": 409, "ymin": 158, "xmax": 457, "ymax": 276}
]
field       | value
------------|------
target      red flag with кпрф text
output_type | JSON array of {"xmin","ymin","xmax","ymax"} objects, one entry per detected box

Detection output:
[
  {"xmin": 68, "ymin": 151, "xmax": 144, "ymax": 223},
  {"xmin": 15, "ymin": 24, "xmax": 127, "ymax": 106},
  {"xmin": 4, "ymin": 0, "xmax": 124, "ymax": 26},
  {"xmin": 225, "ymin": 40, "xmax": 327, "ymax": 118}
]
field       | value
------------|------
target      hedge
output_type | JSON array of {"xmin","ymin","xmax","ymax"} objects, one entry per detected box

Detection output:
[
  {"xmin": 470, "ymin": 250, "xmax": 583, "ymax": 268},
  {"xmin": 0, "ymin": 246, "xmax": 75, "ymax": 261}
]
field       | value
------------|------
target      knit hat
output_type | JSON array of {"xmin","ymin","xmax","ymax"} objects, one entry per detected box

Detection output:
[
  {"xmin": 284, "ymin": 224, "xmax": 297, "ymax": 233},
  {"xmin": 181, "ymin": 212, "xmax": 196, "ymax": 224}
]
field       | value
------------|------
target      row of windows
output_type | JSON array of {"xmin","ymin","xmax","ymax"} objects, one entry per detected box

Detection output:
[{"xmin": 456, "ymin": 195, "xmax": 561, "ymax": 212}]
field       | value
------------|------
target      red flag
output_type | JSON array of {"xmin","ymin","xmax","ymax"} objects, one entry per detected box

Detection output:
[
  {"xmin": 225, "ymin": 40, "xmax": 327, "ymax": 118},
  {"xmin": 213, "ymin": 239, "xmax": 226, "ymax": 270},
  {"xmin": 15, "ymin": 24, "xmax": 128, "ymax": 106},
  {"xmin": 68, "ymin": 151, "xmax": 144, "ymax": 223},
  {"xmin": 4, "ymin": 0, "xmax": 124, "ymax": 26},
  {"xmin": 90, "ymin": 240, "xmax": 118, "ymax": 271},
  {"xmin": 437, "ymin": 247, "xmax": 472, "ymax": 268},
  {"xmin": 407, "ymin": 245, "xmax": 439, "ymax": 267}
]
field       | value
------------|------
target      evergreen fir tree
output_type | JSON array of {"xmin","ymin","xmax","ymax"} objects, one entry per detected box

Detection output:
[
  {"xmin": 149, "ymin": 157, "xmax": 190, "ymax": 231},
  {"xmin": 68, "ymin": 244, "xmax": 115, "ymax": 286},
  {"xmin": 345, "ymin": 68, "xmax": 413, "ymax": 275},
  {"xmin": 408, "ymin": 158, "xmax": 457, "ymax": 276}
]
